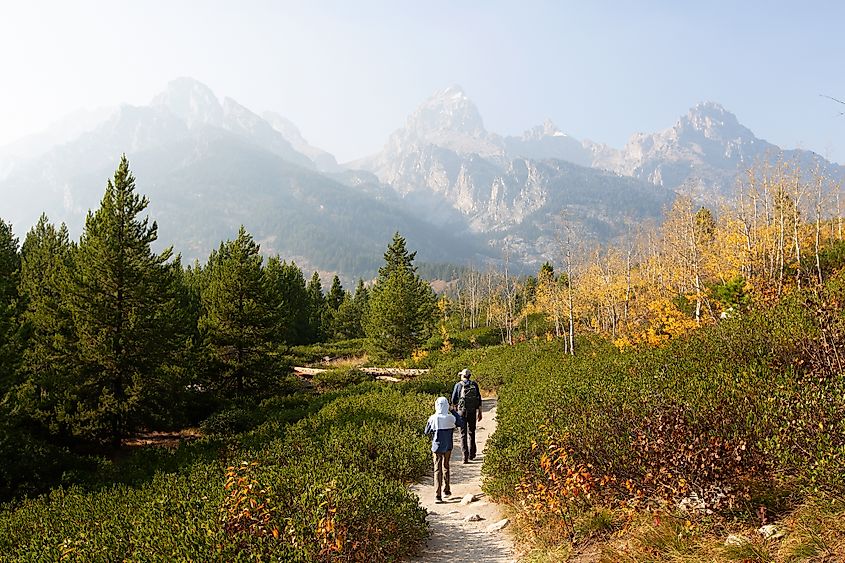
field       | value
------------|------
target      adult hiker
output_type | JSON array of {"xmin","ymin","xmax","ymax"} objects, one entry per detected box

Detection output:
[
  {"xmin": 424, "ymin": 397, "xmax": 464, "ymax": 502},
  {"xmin": 451, "ymin": 368, "xmax": 482, "ymax": 463}
]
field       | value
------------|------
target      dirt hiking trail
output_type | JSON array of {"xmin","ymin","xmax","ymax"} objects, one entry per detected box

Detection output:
[{"xmin": 409, "ymin": 397, "xmax": 516, "ymax": 562}]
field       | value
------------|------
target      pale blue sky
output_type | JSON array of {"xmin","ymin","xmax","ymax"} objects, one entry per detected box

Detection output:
[{"xmin": 1, "ymin": 0, "xmax": 843, "ymax": 162}]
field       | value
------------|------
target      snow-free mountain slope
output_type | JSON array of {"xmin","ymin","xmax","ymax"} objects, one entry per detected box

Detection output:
[
  {"xmin": 586, "ymin": 102, "xmax": 843, "ymax": 202},
  {"xmin": 262, "ymin": 111, "xmax": 341, "ymax": 172},
  {"xmin": 504, "ymin": 119, "xmax": 591, "ymax": 166}
]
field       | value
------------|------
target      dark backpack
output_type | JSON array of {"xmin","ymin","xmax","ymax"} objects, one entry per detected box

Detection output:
[{"xmin": 459, "ymin": 380, "xmax": 481, "ymax": 411}]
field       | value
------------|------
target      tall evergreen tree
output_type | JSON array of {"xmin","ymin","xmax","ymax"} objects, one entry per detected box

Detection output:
[
  {"xmin": 379, "ymin": 232, "xmax": 417, "ymax": 278},
  {"xmin": 199, "ymin": 226, "xmax": 273, "ymax": 396},
  {"xmin": 364, "ymin": 233, "xmax": 437, "ymax": 359},
  {"xmin": 324, "ymin": 275, "xmax": 345, "ymax": 339},
  {"xmin": 327, "ymin": 275, "xmax": 344, "ymax": 311},
  {"xmin": 332, "ymin": 293, "xmax": 362, "ymax": 340},
  {"xmin": 16, "ymin": 215, "xmax": 76, "ymax": 434},
  {"xmin": 264, "ymin": 258, "xmax": 309, "ymax": 345},
  {"xmin": 353, "ymin": 279, "xmax": 369, "ymax": 308},
  {"xmin": 306, "ymin": 272, "xmax": 327, "ymax": 343},
  {"xmin": 0, "ymin": 219, "xmax": 23, "ymax": 398},
  {"xmin": 63, "ymin": 156, "xmax": 182, "ymax": 445},
  {"xmin": 331, "ymin": 279, "xmax": 369, "ymax": 340}
]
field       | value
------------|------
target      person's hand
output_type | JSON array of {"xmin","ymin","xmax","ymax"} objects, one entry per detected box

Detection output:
[{"xmin": 477, "ymin": 410, "xmax": 482, "ymax": 422}]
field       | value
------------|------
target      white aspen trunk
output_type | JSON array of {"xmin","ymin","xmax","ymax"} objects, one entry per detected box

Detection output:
[
  {"xmin": 624, "ymin": 247, "xmax": 632, "ymax": 324},
  {"xmin": 792, "ymin": 176, "xmax": 803, "ymax": 291},
  {"xmin": 763, "ymin": 175, "xmax": 777, "ymax": 283},
  {"xmin": 566, "ymin": 244, "xmax": 575, "ymax": 356},
  {"xmin": 738, "ymin": 175, "xmax": 755, "ymax": 279},
  {"xmin": 815, "ymin": 175, "xmax": 824, "ymax": 285},
  {"xmin": 687, "ymin": 204, "xmax": 702, "ymax": 325},
  {"xmin": 777, "ymin": 187, "xmax": 786, "ymax": 297}
]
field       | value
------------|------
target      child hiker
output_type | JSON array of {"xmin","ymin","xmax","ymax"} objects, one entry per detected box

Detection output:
[{"xmin": 423, "ymin": 396, "xmax": 464, "ymax": 502}]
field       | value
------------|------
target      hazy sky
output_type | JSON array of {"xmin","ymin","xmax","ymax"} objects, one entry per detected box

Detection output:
[{"xmin": 1, "ymin": 0, "xmax": 844, "ymax": 162}]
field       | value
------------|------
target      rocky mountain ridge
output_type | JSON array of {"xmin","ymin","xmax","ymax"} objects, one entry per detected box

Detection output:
[
  {"xmin": 2, "ymin": 78, "xmax": 839, "ymax": 278},
  {"xmin": 354, "ymin": 86, "xmax": 670, "ymax": 244},
  {"xmin": 0, "ymin": 79, "xmax": 490, "ymax": 279},
  {"xmin": 586, "ymin": 101, "xmax": 842, "ymax": 201}
]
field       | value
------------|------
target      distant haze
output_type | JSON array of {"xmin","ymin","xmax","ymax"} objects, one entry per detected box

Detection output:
[{"xmin": 1, "ymin": 0, "xmax": 844, "ymax": 163}]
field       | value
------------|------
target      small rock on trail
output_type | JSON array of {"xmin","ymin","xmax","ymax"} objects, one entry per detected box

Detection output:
[
  {"xmin": 460, "ymin": 493, "xmax": 478, "ymax": 505},
  {"xmin": 487, "ymin": 518, "xmax": 510, "ymax": 532}
]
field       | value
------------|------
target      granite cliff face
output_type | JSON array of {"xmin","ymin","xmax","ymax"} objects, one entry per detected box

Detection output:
[
  {"xmin": 504, "ymin": 119, "xmax": 591, "ymax": 166},
  {"xmin": 355, "ymin": 86, "xmax": 672, "ymax": 262}
]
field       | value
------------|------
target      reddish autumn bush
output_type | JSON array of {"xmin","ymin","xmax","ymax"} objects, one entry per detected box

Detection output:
[{"xmin": 484, "ymin": 271, "xmax": 845, "ymax": 532}]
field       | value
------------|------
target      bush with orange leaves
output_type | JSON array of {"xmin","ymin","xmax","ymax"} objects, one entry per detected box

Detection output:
[
  {"xmin": 313, "ymin": 482, "xmax": 346, "ymax": 560},
  {"xmin": 516, "ymin": 435, "xmax": 615, "ymax": 541},
  {"xmin": 221, "ymin": 461, "xmax": 279, "ymax": 540}
]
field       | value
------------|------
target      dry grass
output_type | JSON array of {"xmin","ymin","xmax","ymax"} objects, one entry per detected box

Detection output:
[
  {"xmin": 597, "ymin": 498, "xmax": 845, "ymax": 563},
  {"xmin": 320, "ymin": 354, "xmax": 368, "ymax": 368},
  {"xmin": 778, "ymin": 497, "xmax": 845, "ymax": 562},
  {"xmin": 123, "ymin": 428, "xmax": 201, "ymax": 448},
  {"xmin": 505, "ymin": 497, "xmax": 845, "ymax": 563}
]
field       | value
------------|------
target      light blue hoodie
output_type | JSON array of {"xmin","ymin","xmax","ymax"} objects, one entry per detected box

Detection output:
[{"xmin": 424, "ymin": 397, "xmax": 462, "ymax": 453}]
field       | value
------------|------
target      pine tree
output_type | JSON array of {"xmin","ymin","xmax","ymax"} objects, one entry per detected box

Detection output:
[
  {"xmin": 0, "ymin": 218, "xmax": 23, "ymax": 398},
  {"xmin": 332, "ymin": 279, "xmax": 369, "ymax": 340},
  {"xmin": 199, "ymin": 226, "xmax": 273, "ymax": 396},
  {"xmin": 332, "ymin": 294, "xmax": 360, "ymax": 340},
  {"xmin": 353, "ymin": 279, "xmax": 369, "ymax": 309},
  {"xmin": 379, "ymin": 232, "xmax": 417, "ymax": 278},
  {"xmin": 306, "ymin": 272, "xmax": 327, "ymax": 343},
  {"xmin": 16, "ymin": 215, "xmax": 76, "ymax": 434},
  {"xmin": 63, "ymin": 156, "xmax": 182, "ymax": 445},
  {"xmin": 327, "ymin": 275, "xmax": 344, "ymax": 311},
  {"xmin": 264, "ymin": 258, "xmax": 309, "ymax": 345},
  {"xmin": 322, "ymin": 275, "xmax": 345, "ymax": 339},
  {"xmin": 364, "ymin": 233, "xmax": 437, "ymax": 359}
]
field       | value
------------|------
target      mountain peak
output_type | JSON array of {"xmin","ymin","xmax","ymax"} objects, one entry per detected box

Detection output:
[
  {"xmin": 678, "ymin": 101, "xmax": 749, "ymax": 141},
  {"xmin": 406, "ymin": 85, "xmax": 486, "ymax": 137},
  {"xmin": 436, "ymin": 84, "xmax": 468, "ymax": 99},
  {"xmin": 522, "ymin": 118, "xmax": 567, "ymax": 140},
  {"xmin": 691, "ymin": 100, "xmax": 729, "ymax": 114},
  {"xmin": 152, "ymin": 77, "xmax": 223, "ymax": 127}
]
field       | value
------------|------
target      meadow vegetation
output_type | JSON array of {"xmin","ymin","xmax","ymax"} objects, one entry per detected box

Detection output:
[{"xmin": 0, "ymin": 384, "xmax": 432, "ymax": 561}]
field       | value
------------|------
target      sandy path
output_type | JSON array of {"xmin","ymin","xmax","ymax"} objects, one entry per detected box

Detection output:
[{"xmin": 408, "ymin": 397, "xmax": 516, "ymax": 562}]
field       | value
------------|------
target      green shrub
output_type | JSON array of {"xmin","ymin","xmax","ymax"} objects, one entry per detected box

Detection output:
[
  {"xmin": 312, "ymin": 368, "xmax": 372, "ymax": 391},
  {"xmin": 0, "ymin": 384, "xmax": 433, "ymax": 561},
  {"xmin": 0, "ymin": 423, "xmax": 94, "ymax": 501},
  {"xmin": 200, "ymin": 407, "xmax": 260, "ymax": 437}
]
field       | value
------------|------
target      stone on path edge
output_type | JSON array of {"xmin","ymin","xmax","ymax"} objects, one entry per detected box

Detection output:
[{"xmin": 487, "ymin": 518, "xmax": 510, "ymax": 532}]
